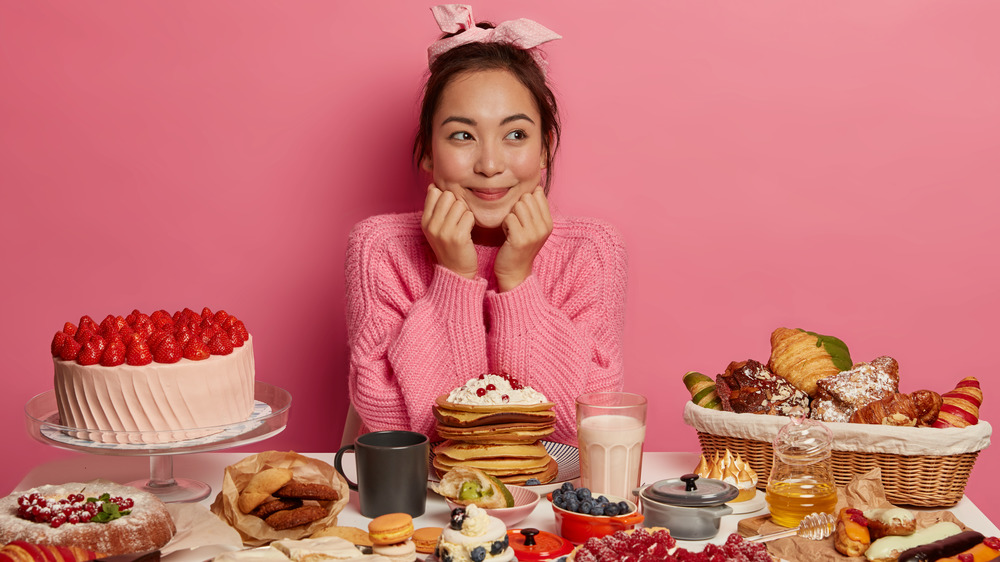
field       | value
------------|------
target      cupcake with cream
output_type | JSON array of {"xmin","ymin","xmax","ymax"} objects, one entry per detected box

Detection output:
[
  {"xmin": 694, "ymin": 449, "xmax": 758, "ymax": 502},
  {"xmin": 432, "ymin": 505, "xmax": 514, "ymax": 562}
]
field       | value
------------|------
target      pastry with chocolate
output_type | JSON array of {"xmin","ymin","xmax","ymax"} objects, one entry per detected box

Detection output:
[{"xmin": 716, "ymin": 359, "xmax": 809, "ymax": 416}]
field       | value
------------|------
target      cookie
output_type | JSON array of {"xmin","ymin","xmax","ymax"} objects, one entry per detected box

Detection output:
[
  {"xmin": 368, "ymin": 513, "xmax": 414, "ymax": 546},
  {"xmin": 310, "ymin": 526, "xmax": 374, "ymax": 547},
  {"xmin": 265, "ymin": 505, "xmax": 329, "ymax": 530},
  {"xmin": 411, "ymin": 527, "xmax": 443, "ymax": 554},
  {"xmin": 372, "ymin": 539, "xmax": 417, "ymax": 562},
  {"xmin": 238, "ymin": 467, "xmax": 294, "ymax": 513},
  {"xmin": 275, "ymin": 482, "xmax": 340, "ymax": 501},
  {"xmin": 250, "ymin": 497, "xmax": 303, "ymax": 518}
]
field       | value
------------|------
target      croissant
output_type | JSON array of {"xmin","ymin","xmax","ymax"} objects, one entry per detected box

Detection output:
[
  {"xmin": 768, "ymin": 327, "xmax": 853, "ymax": 397},
  {"xmin": 850, "ymin": 393, "xmax": 919, "ymax": 426},
  {"xmin": 932, "ymin": 377, "xmax": 983, "ymax": 428},
  {"xmin": 910, "ymin": 389, "xmax": 943, "ymax": 427},
  {"xmin": 0, "ymin": 541, "xmax": 103, "ymax": 562}
]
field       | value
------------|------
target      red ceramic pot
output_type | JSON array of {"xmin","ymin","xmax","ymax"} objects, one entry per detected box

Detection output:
[{"xmin": 549, "ymin": 494, "xmax": 644, "ymax": 545}]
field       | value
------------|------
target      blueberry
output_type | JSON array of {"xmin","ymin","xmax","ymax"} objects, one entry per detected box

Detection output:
[
  {"xmin": 590, "ymin": 503, "xmax": 605, "ymax": 516},
  {"xmin": 575, "ymin": 487, "xmax": 592, "ymax": 501},
  {"xmin": 597, "ymin": 495, "xmax": 609, "ymax": 504},
  {"xmin": 617, "ymin": 501, "xmax": 631, "ymax": 514},
  {"xmin": 525, "ymin": 478, "xmax": 541, "ymax": 485},
  {"xmin": 490, "ymin": 539, "xmax": 505, "ymax": 555},
  {"xmin": 552, "ymin": 489, "xmax": 563, "ymax": 499},
  {"xmin": 449, "ymin": 507, "xmax": 466, "ymax": 530},
  {"xmin": 441, "ymin": 550, "xmax": 453, "ymax": 562},
  {"xmin": 579, "ymin": 499, "xmax": 594, "ymax": 514},
  {"xmin": 565, "ymin": 497, "xmax": 579, "ymax": 512},
  {"xmin": 604, "ymin": 503, "xmax": 620, "ymax": 516},
  {"xmin": 560, "ymin": 482, "xmax": 575, "ymax": 493},
  {"xmin": 470, "ymin": 546, "xmax": 486, "ymax": 562},
  {"xmin": 552, "ymin": 496, "xmax": 565, "ymax": 509}
]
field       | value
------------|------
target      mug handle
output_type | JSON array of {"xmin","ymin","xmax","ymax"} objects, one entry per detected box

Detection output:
[{"xmin": 334, "ymin": 444, "xmax": 359, "ymax": 491}]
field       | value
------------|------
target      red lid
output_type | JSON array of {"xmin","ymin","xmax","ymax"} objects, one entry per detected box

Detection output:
[{"xmin": 508, "ymin": 528, "xmax": 574, "ymax": 561}]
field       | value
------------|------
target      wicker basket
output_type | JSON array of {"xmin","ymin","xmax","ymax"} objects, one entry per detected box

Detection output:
[{"xmin": 683, "ymin": 402, "xmax": 991, "ymax": 507}]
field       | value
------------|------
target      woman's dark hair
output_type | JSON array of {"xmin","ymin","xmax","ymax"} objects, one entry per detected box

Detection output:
[{"xmin": 414, "ymin": 23, "xmax": 561, "ymax": 192}]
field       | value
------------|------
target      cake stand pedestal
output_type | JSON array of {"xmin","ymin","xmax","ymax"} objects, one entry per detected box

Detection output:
[{"xmin": 24, "ymin": 381, "xmax": 292, "ymax": 503}]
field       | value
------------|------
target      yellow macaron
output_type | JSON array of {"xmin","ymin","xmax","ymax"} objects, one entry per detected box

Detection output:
[{"xmin": 368, "ymin": 513, "xmax": 415, "ymax": 546}]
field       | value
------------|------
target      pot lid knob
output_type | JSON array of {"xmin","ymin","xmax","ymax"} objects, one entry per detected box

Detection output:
[
  {"xmin": 520, "ymin": 528, "xmax": 539, "ymax": 546},
  {"xmin": 680, "ymin": 473, "xmax": 699, "ymax": 492}
]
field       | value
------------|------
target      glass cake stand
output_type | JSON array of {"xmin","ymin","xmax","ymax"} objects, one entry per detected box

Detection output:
[{"xmin": 24, "ymin": 381, "xmax": 292, "ymax": 503}]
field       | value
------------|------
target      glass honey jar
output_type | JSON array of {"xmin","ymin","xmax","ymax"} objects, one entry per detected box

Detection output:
[{"xmin": 765, "ymin": 407, "xmax": 838, "ymax": 527}]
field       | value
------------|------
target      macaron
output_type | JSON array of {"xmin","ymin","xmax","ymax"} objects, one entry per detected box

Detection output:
[
  {"xmin": 368, "ymin": 513, "xmax": 415, "ymax": 546},
  {"xmin": 372, "ymin": 539, "xmax": 417, "ymax": 562},
  {"xmin": 411, "ymin": 527, "xmax": 443, "ymax": 554}
]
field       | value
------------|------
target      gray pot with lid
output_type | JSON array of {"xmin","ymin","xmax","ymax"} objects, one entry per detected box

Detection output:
[{"xmin": 634, "ymin": 473, "xmax": 738, "ymax": 540}]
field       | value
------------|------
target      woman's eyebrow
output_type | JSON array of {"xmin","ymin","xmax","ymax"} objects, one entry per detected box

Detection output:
[{"xmin": 440, "ymin": 114, "xmax": 536, "ymax": 127}]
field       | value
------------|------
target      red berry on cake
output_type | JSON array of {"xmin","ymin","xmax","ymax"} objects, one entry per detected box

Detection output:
[
  {"xmin": 207, "ymin": 332, "xmax": 234, "ymax": 356},
  {"xmin": 101, "ymin": 338, "xmax": 126, "ymax": 367},
  {"xmin": 152, "ymin": 336, "xmax": 182, "ymax": 364},
  {"xmin": 51, "ymin": 331, "xmax": 68, "ymax": 357},
  {"xmin": 213, "ymin": 310, "xmax": 229, "ymax": 324},
  {"xmin": 126, "ymin": 340, "xmax": 153, "ymax": 366},
  {"xmin": 59, "ymin": 337, "xmax": 82, "ymax": 361},
  {"xmin": 62, "ymin": 322, "xmax": 77, "ymax": 336},
  {"xmin": 183, "ymin": 339, "xmax": 211, "ymax": 361},
  {"xmin": 74, "ymin": 328, "xmax": 94, "ymax": 345},
  {"xmin": 77, "ymin": 340, "xmax": 102, "ymax": 366},
  {"xmin": 227, "ymin": 328, "xmax": 243, "ymax": 348},
  {"xmin": 201, "ymin": 307, "xmax": 213, "ymax": 319},
  {"xmin": 78, "ymin": 315, "xmax": 99, "ymax": 334},
  {"xmin": 99, "ymin": 315, "xmax": 118, "ymax": 338},
  {"xmin": 233, "ymin": 320, "xmax": 249, "ymax": 341}
]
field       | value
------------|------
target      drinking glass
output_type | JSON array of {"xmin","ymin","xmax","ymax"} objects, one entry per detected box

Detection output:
[{"xmin": 576, "ymin": 392, "xmax": 647, "ymax": 499}]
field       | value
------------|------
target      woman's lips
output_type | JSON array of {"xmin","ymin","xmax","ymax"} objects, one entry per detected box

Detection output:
[{"xmin": 467, "ymin": 188, "xmax": 510, "ymax": 201}]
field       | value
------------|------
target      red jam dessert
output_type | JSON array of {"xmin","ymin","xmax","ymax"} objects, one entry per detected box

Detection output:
[
  {"xmin": 0, "ymin": 482, "xmax": 175, "ymax": 555},
  {"xmin": 50, "ymin": 307, "xmax": 254, "ymax": 443}
]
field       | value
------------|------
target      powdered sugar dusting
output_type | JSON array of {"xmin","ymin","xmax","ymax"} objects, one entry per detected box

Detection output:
[{"xmin": 0, "ymin": 481, "xmax": 175, "ymax": 555}]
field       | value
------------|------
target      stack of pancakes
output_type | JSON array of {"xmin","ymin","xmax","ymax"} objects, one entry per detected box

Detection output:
[{"xmin": 432, "ymin": 395, "xmax": 559, "ymax": 484}]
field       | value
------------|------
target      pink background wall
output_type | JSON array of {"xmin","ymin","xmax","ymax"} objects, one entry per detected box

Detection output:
[{"xmin": 2, "ymin": 0, "xmax": 998, "ymax": 521}]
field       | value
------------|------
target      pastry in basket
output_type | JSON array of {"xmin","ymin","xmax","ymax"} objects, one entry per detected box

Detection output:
[
  {"xmin": 863, "ymin": 507, "xmax": 916, "ymax": 539},
  {"xmin": 716, "ymin": 359, "xmax": 809, "ymax": 416},
  {"xmin": 430, "ymin": 466, "xmax": 515, "ymax": 509},
  {"xmin": 835, "ymin": 507, "xmax": 871, "ymax": 557},
  {"xmin": 693, "ymin": 449, "xmax": 758, "ymax": 501},
  {"xmin": 683, "ymin": 371, "xmax": 722, "ymax": 410},
  {"xmin": 933, "ymin": 376, "xmax": 983, "ymax": 428},
  {"xmin": 0, "ymin": 482, "xmax": 174, "ymax": 556},
  {"xmin": 768, "ymin": 327, "xmax": 853, "ymax": 397},
  {"xmin": 811, "ymin": 356, "xmax": 900, "ymax": 423},
  {"xmin": 434, "ymin": 374, "xmax": 558, "ymax": 484},
  {"xmin": 850, "ymin": 391, "xmax": 942, "ymax": 427}
]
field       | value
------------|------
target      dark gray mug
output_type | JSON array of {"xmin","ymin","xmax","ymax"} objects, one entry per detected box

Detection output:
[{"xmin": 334, "ymin": 430, "xmax": 429, "ymax": 518}]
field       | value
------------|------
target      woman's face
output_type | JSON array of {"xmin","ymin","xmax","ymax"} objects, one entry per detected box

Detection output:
[{"xmin": 422, "ymin": 69, "xmax": 547, "ymax": 231}]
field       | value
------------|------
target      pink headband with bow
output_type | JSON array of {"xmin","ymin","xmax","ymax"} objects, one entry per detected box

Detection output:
[{"xmin": 427, "ymin": 4, "xmax": 561, "ymax": 73}]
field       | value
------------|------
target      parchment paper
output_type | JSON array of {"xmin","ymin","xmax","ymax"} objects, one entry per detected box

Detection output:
[
  {"xmin": 736, "ymin": 468, "xmax": 966, "ymax": 562},
  {"xmin": 209, "ymin": 451, "xmax": 350, "ymax": 547}
]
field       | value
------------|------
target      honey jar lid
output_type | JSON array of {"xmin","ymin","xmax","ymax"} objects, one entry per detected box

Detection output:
[{"xmin": 507, "ymin": 528, "xmax": 574, "ymax": 561}]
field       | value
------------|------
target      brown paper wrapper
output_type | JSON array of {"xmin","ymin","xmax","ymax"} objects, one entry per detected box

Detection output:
[
  {"xmin": 210, "ymin": 450, "xmax": 350, "ymax": 547},
  {"xmin": 737, "ymin": 468, "xmax": 966, "ymax": 562}
]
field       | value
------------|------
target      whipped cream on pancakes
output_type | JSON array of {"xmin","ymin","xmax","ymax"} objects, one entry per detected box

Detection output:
[{"xmin": 447, "ymin": 374, "xmax": 547, "ymax": 406}]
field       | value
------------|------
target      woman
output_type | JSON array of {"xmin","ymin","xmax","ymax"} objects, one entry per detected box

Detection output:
[{"xmin": 346, "ymin": 5, "xmax": 626, "ymax": 444}]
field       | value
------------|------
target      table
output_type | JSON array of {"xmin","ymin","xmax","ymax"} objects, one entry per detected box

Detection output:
[{"xmin": 12, "ymin": 451, "xmax": 1000, "ymax": 557}]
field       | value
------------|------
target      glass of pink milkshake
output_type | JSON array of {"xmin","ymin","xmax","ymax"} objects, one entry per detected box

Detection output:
[{"xmin": 575, "ymin": 392, "xmax": 647, "ymax": 500}]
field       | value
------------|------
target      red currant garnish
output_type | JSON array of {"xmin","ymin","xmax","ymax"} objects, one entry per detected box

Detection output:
[
  {"xmin": 501, "ymin": 394, "xmax": 510, "ymax": 403},
  {"xmin": 120, "ymin": 498, "xmax": 134, "ymax": 509},
  {"xmin": 485, "ymin": 384, "xmax": 496, "ymax": 391},
  {"xmin": 476, "ymin": 388, "xmax": 487, "ymax": 397}
]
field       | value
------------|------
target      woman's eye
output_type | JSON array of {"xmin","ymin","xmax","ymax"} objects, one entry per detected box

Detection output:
[
  {"xmin": 505, "ymin": 130, "xmax": 527, "ymax": 141},
  {"xmin": 449, "ymin": 131, "xmax": 474, "ymax": 141}
]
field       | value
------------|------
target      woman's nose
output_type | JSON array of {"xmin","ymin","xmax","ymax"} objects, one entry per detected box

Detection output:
[{"xmin": 473, "ymin": 141, "xmax": 504, "ymax": 177}]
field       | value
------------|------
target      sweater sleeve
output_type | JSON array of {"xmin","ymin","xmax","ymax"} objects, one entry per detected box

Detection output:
[
  {"xmin": 345, "ymin": 216, "xmax": 489, "ymax": 438},
  {"xmin": 483, "ymin": 220, "xmax": 628, "ymax": 445}
]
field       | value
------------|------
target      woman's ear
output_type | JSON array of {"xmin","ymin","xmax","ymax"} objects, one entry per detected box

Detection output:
[{"xmin": 421, "ymin": 153, "xmax": 433, "ymax": 172}]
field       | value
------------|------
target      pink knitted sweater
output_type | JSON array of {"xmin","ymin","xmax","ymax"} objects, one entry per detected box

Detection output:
[{"xmin": 345, "ymin": 211, "xmax": 627, "ymax": 444}]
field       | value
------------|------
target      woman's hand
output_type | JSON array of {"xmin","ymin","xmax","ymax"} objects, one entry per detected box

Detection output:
[
  {"xmin": 495, "ymin": 187, "xmax": 553, "ymax": 292},
  {"xmin": 421, "ymin": 185, "xmax": 478, "ymax": 279}
]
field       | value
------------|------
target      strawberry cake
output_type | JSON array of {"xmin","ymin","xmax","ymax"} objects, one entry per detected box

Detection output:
[{"xmin": 50, "ymin": 307, "xmax": 255, "ymax": 444}]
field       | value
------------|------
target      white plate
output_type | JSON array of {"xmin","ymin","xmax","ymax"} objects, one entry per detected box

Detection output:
[
  {"xmin": 429, "ymin": 440, "xmax": 580, "ymax": 495},
  {"xmin": 728, "ymin": 489, "xmax": 767, "ymax": 514}
]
